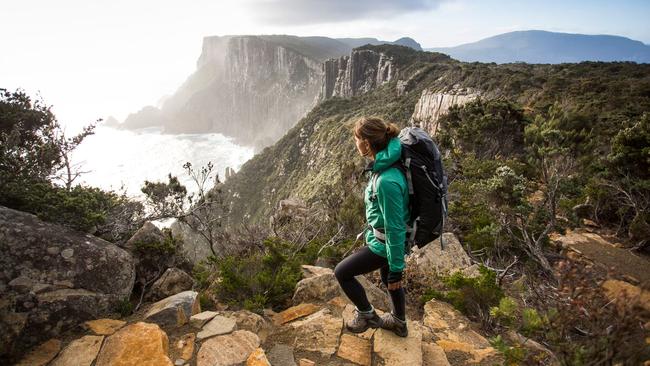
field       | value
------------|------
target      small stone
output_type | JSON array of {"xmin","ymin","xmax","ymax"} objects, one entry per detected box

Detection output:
[
  {"xmin": 31, "ymin": 283, "xmax": 54, "ymax": 294},
  {"xmin": 176, "ymin": 333, "xmax": 195, "ymax": 360},
  {"xmin": 337, "ymin": 334, "xmax": 371, "ymax": 366},
  {"xmin": 267, "ymin": 344, "xmax": 297, "ymax": 366},
  {"xmin": 84, "ymin": 319, "xmax": 126, "ymax": 335},
  {"xmin": 46, "ymin": 247, "xmax": 61, "ymax": 255},
  {"xmin": 246, "ymin": 347, "xmax": 271, "ymax": 366},
  {"xmin": 16, "ymin": 339, "xmax": 62, "ymax": 366},
  {"xmin": 50, "ymin": 335, "xmax": 104, "ymax": 366},
  {"xmin": 52, "ymin": 280, "xmax": 74, "ymax": 289},
  {"xmin": 197, "ymin": 315, "xmax": 236, "ymax": 340},
  {"xmin": 190, "ymin": 311, "xmax": 218, "ymax": 328},
  {"xmin": 60, "ymin": 248, "xmax": 74, "ymax": 259},
  {"xmin": 9, "ymin": 276, "xmax": 34, "ymax": 293},
  {"xmin": 298, "ymin": 359, "xmax": 315, "ymax": 366},
  {"xmin": 174, "ymin": 359, "xmax": 185, "ymax": 366},
  {"xmin": 273, "ymin": 303, "xmax": 320, "ymax": 326}
]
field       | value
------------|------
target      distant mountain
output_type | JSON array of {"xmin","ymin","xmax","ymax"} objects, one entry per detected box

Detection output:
[
  {"xmin": 425, "ymin": 30, "xmax": 650, "ymax": 64},
  {"xmin": 336, "ymin": 37, "xmax": 422, "ymax": 51}
]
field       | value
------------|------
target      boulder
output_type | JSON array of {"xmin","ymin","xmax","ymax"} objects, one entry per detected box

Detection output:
[
  {"xmin": 602, "ymin": 279, "xmax": 650, "ymax": 313},
  {"xmin": 407, "ymin": 233, "xmax": 478, "ymax": 281},
  {"xmin": 289, "ymin": 309, "xmax": 342, "ymax": 356},
  {"xmin": 50, "ymin": 335, "xmax": 104, "ymax": 366},
  {"xmin": 0, "ymin": 206, "xmax": 135, "ymax": 358},
  {"xmin": 95, "ymin": 322, "xmax": 172, "ymax": 366},
  {"xmin": 422, "ymin": 342, "xmax": 451, "ymax": 366},
  {"xmin": 147, "ymin": 268, "xmax": 195, "ymax": 301},
  {"xmin": 197, "ymin": 330, "xmax": 260, "ymax": 366},
  {"xmin": 292, "ymin": 270, "xmax": 390, "ymax": 311},
  {"xmin": 144, "ymin": 291, "xmax": 200, "ymax": 327},
  {"xmin": 374, "ymin": 322, "xmax": 423, "ymax": 366},
  {"xmin": 125, "ymin": 221, "xmax": 166, "ymax": 250}
]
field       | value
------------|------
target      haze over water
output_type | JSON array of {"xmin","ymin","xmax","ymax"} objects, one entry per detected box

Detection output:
[{"xmin": 64, "ymin": 125, "xmax": 254, "ymax": 200}]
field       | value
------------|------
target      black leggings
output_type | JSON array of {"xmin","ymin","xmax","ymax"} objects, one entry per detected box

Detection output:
[{"xmin": 334, "ymin": 246, "xmax": 406, "ymax": 319}]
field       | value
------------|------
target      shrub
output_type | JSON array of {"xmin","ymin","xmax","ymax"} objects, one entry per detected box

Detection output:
[{"xmin": 422, "ymin": 266, "xmax": 503, "ymax": 326}]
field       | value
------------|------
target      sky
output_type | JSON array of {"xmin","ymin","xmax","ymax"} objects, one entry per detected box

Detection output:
[{"xmin": 2, "ymin": 0, "xmax": 649, "ymax": 133}]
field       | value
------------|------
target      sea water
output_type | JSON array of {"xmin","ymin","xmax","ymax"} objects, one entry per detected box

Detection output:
[{"xmin": 64, "ymin": 125, "xmax": 254, "ymax": 200}]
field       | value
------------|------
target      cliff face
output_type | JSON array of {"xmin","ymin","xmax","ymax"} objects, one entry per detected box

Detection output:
[
  {"xmin": 321, "ymin": 49, "xmax": 397, "ymax": 99},
  {"xmin": 410, "ymin": 88, "xmax": 480, "ymax": 135},
  {"xmin": 123, "ymin": 35, "xmax": 352, "ymax": 150}
]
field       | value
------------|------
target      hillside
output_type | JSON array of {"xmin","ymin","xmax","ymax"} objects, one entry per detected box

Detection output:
[
  {"xmin": 221, "ymin": 43, "xmax": 650, "ymax": 226},
  {"xmin": 426, "ymin": 30, "xmax": 650, "ymax": 64}
]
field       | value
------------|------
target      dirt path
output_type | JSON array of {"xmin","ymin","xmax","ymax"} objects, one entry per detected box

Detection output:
[{"xmin": 552, "ymin": 229, "xmax": 650, "ymax": 286}]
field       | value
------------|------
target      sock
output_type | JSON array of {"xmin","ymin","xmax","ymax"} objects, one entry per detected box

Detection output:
[{"xmin": 357, "ymin": 305, "xmax": 374, "ymax": 314}]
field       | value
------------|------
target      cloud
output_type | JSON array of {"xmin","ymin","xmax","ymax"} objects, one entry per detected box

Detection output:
[{"xmin": 246, "ymin": 0, "xmax": 449, "ymax": 25}]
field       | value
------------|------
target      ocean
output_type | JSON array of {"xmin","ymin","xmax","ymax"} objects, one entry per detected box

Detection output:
[{"xmin": 64, "ymin": 125, "xmax": 254, "ymax": 201}]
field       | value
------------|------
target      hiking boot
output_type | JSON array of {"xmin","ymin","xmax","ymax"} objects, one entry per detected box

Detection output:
[
  {"xmin": 346, "ymin": 307, "xmax": 381, "ymax": 333},
  {"xmin": 380, "ymin": 312, "xmax": 408, "ymax": 337}
]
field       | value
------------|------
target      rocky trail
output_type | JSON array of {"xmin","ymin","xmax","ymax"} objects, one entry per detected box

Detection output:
[
  {"xmin": 551, "ymin": 228, "xmax": 650, "ymax": 286},
  {"xmin": 14, "ymin": 263, "xmax": 504, "ymax": 366}
]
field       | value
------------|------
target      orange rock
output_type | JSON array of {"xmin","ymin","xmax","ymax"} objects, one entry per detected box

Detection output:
[
  {"xmin": 298, "ymin": 359, "xmax": 316, "ymax": 366},
  {"xmin": 272, "ymin": 303, "xmax": 320, "ymax": 326},
  {"xmin": 337, "ymin": 334, "xmax": 371, "ymax": 366},
  {"xmin": 176, "ymin": 333, "xmax": 195, "ymax": 360},
  {"xmin": 327, "ymin": 296, "xmax": 349, "ymax": 308},
  {"xmin": 16, "ymin": 339, "xmax": 61, "ymax": 366},
  {"xmin": 95, "ymin": 322, "xmax": 172, "ymax": 366},
  {"xmin": 246, "ymin": 347, "xmax": 271, "ymax": 366},
  {"xmin": 84, "ymin": 318, "xmax": 126, "ymax": 335},
  {"xmin": 602, "ymin": 279, "xmax": 650, "ymax": 313}
]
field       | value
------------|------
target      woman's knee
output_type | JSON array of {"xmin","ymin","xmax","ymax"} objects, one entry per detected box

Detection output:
[{"xmin": 334, "ymin": 261, "xmax": 348, "ymax": 282}]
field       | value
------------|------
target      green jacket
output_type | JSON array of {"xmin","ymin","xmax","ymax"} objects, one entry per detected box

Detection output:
[{"xmin": 364, "ymin": 137, "xmax": 410, "ymax": 273}]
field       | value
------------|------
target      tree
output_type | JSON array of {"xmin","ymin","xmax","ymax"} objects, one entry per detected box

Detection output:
[{"xmin": 142, "ymin": 161, "xmax": 230, "ymax": 257}]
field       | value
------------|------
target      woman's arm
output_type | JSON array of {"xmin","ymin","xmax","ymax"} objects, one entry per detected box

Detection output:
[{"xmin": 376, "ymin": 178, "xmax": 407, "ymax": 274}]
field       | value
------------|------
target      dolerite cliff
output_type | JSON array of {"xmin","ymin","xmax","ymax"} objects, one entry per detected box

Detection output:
[
  {"xmin": 122, "ymin": 35, "xmax": 351, "ymax": 149},
  {"xmin": 321, "ymin": 49, "xmax": 397, "ymax": 99},
  {"xmin": 219, "ymin": 44, "xmax": 650, "ymax": 228}
]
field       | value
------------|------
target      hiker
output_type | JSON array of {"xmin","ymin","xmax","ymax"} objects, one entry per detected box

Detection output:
[{"xmin": 334, "ymin": 116, "xmax": 410, "ymax": 337}]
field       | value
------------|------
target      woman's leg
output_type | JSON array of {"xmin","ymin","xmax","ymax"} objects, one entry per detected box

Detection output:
[
  {"xmin": 334, "ymin": 246, "xmax": 387, "ymax": 311},
  {"xmin": 379, "ymin": 266, "xmax": 406, "ymax": 320}
]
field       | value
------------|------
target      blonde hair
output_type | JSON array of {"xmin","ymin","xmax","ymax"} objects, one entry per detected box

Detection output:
[{"xmin": 353, "ymin": 116, "xmax": 400, "ymax": 153}]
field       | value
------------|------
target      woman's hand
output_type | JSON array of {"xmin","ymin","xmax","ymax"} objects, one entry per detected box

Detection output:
[{"xmin": 387, "ymin": 271, "xmax": 403, "ymax": 290}]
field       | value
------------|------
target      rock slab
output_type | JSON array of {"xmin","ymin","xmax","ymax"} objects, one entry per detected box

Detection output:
[
  {"xmin": 84, "ymin": 318, "xmax": 126, "ymax": 335},
  {"xmin": 337, "ymin": 334, "xmax": 371, "ymax": 366},
  {"xmin": 197, "ymin": 315, "xmax": 237, "ymax": 340},
  {"xmin": 197, "ymin": 330, "xmax": 260, "ymax": 366},
  {"xmin": 50, "ymin": 335, "xmax": 104, "ymax": 366},
  {"xmin": 95, "ymin": 322, "xmax": 172, "ymax": 366}
]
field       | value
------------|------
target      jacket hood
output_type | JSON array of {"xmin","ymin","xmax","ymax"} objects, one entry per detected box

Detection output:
[{"xmin": 372, "ymin": 137, "xmax": 402, "ymax": 172}]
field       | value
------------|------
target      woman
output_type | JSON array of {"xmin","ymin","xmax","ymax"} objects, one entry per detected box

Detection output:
[{"xmin": 334, "ymin": 116, "xmax": 409, "ymax": 337}]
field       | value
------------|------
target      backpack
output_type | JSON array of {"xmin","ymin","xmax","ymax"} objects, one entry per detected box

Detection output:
[{"xmin": 371, "ymin": 126, "xmax": 449, "ymax": 250}]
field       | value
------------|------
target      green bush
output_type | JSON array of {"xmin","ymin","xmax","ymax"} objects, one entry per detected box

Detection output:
[
  {"xmin": 212, "ymin": 237, "xmax": 304, "ymax": 313},
  {"xmin": 422, "ymin": 266, "xmax": 503, "ymax": 321}
]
